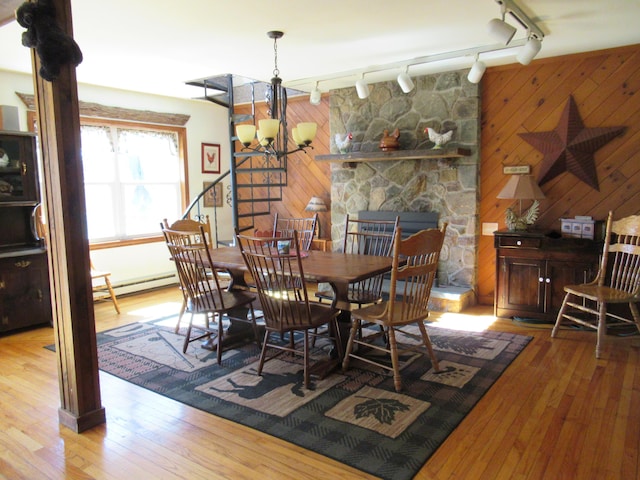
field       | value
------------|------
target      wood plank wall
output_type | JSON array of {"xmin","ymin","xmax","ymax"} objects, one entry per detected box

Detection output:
[
  {"xmin": 235, "ymin": 44, "xmax": 640, "ymax": 306},
  {"xmin": 478, "ymin": 44, "xmax": 640, "ymax": 304},
  {"xmin": 234, "ymin": 95, "xmax": 331, "ymax": 237}
]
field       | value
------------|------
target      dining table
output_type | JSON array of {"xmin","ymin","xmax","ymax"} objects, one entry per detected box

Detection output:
[{"xmin": 206, "ymin": 245, "xmax": 394, "ymax": 363}]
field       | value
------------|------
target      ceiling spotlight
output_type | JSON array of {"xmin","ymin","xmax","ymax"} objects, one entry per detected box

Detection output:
[
  {"xmin": 487, "ymin": 2, "xmax": 517, "ymax": 45},
  {"xmin": 355, "ymin": 74, "xmax": 370, "ymax": 99},
  {"xmin": 397, "ymin": 67, "xmax": 415, "ymax": 93},
  {"xmin": 467, "ymin": 55, "xmax": 486, "ymax": 84},
  {"xmin": 516, "ymin": 35, "xmax": 542, "ymax": 65},
  {"xmin": 309, "ymin": 82, "xmax": 322, "ymax": 105}
]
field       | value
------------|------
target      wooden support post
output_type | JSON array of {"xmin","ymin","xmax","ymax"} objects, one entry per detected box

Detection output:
[{"xmin": 29, "ymin": 0, "xmax": 105, "ymax": 432}]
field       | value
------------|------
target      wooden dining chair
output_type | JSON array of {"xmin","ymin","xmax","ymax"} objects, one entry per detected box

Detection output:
[
  {"xmin": 162, "ymin": 216, "xmax": 230, "ymax": 332},
  {"xmin": 552, "ymin": 211, "xmax": 640, "ymax": 358},
  {"xmin": 162, "ymin": 225, "xmax": 261, "ymax": 364},
  {"xmin": 315, "ymin": 214, "xmax": 400, "ymax": 307},
  {"xmin": 342, "ymin": 224, "xmax": 447, "ymax": 392},
  {"xmin": 236, "ymin": 230, "xmax": 343, "ymax": 389},
  {"xmin": 272, "ymin": 212, "xmax": 319, "ymax": 251}
]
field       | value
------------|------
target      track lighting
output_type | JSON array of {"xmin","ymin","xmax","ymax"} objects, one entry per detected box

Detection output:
[
  {"xmin": 309, "ymin": 81, "xmax": 321, "ymax": 105},
  {"xmin": 467, "ymin": 55, "xmax": 486, "ymax": 84},
  {"xmin": 397, "ymin": 67, "xmax": 414, "ymax": 93},
  {"xmin": 355, "ymin": 74, "xmax": 370, "ymax": 99},
  {"xmin": 516, "ymin": 35, "xmax": 542, "ymax": 65},
  {"xmin": 487, "ymin": 2, "xmax": 516, "ymax": 45}
]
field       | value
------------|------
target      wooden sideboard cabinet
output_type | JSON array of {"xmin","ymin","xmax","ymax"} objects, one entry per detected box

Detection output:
[
  {"xmin": 494, "ymin": 230, "xmax": 601, "ymax": 322},
  {"xmin": 0, "ymin": 251, "xmax": 51, "ymax": 332},
  {"xmin": 0, "ymin": 131, "xmax": 52, "ymax": 333}
]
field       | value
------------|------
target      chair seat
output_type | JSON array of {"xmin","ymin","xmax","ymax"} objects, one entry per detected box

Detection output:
[
  {"xmin": 315, "ymin": 288, "xmax": 382, "ymax": 306},
  {"xmin": 564, "ymin": 284, "xmax": 640, "ymax": 304},
  {"xmin": 189, "ymin": 289, "xmax": 256, "ymax": 314}
]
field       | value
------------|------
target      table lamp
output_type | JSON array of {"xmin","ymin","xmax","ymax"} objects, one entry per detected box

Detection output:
[
  {"xmin": 497, "ymin": 174, "xmax": 545, "ymax": 231},
  {"xmin": 305, "ymin": 196, "xmax": 328, "ymax": 237}
]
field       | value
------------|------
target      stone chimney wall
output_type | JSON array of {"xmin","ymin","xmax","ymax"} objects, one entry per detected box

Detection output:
[{"xmin": 328, "ymin": 70, "xmax": 480, "ymax": 289}]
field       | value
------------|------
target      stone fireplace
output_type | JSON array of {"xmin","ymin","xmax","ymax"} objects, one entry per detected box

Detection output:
[{"xmin": 328, "ymin": 70, "xmax": 480, "ymax": 302}]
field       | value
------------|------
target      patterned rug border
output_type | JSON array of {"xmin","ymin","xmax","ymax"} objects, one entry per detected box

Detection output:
[{"xmin": 53, "ymin": 318, "xmax": 532, "ymax": 480}]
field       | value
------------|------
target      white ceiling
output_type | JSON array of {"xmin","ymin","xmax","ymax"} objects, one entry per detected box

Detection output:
[{"xmin": 1, "ymin": 0, "xmax": 640, "ymax": 100}]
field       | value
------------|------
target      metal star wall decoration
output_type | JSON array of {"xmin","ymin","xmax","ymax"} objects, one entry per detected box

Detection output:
[{"xmin": 518, "ymin": 96, "xmax": 626, "ymax": 191}]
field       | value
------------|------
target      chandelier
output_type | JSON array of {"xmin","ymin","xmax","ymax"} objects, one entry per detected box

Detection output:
[{"xmin": 235, "ymin": 31, "xmax": 317, "ymax": 159}]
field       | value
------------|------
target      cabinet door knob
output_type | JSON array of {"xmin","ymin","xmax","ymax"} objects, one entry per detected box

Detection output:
[
  {"xmin": 538, "ymin": 277, "xmax": 544, "ymax": 282},
  {"xmin": 546, "ymin": 278, "xmax": 551, "ymax": 283},
  {"xmin": 516, "ymin": 240, "xmax": 522, "ymax": 246}
]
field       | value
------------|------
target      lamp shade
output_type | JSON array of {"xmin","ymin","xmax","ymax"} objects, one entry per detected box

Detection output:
[
  {"xmin": 497, "ymin": 175, "xmax": 545, "ymax": 200},
  {"xmin": 236, "ymin": 124, "xmax": 256, "ymax": 146},
  {"xmin": 258, "ymin": 119, "xmax": 280, "ymax": 141},
  {"xmin": 304, "ymin": 196, "xmax": 328, "ymax": 212}
]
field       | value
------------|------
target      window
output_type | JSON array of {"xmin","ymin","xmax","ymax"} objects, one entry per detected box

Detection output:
[{"xmin": 81, "ymin": 120, "xmax": 186, "ymax": 244}]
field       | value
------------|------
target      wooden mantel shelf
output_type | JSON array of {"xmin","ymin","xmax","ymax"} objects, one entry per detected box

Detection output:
[{"xmin": 315, "ymin": 146, "xmax": 472, "ymax": 164}]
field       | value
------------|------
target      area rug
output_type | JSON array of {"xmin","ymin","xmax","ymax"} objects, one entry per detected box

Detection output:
[{"xmin": 91, "ymin": 317, "xmax": 531, "ymax": 480}]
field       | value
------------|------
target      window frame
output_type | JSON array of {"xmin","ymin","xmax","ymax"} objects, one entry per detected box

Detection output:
[{"xmin": 28, "ymin": 111, "xmax": 190, "ymax": 250}]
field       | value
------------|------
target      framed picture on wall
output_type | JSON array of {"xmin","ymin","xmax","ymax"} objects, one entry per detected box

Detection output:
[
  {"xmin": 203, "ymin": 182, "xmax": 223, "ymax": 207},
  {"xmin": 201, "ymin": 143, "xmax": 220, "ymax": 174}
]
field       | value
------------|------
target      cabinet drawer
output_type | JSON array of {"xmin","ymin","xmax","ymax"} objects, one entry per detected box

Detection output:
[{"xmin": 497, "ymin": 236, "xmax": 542, "ymax": 249}]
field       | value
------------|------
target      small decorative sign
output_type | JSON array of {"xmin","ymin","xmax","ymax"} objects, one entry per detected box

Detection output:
[
  {"xmin": 503, "ymin": 165, "xmax": 531, "ymax": 175},
  {"xmin": 201, "ymin": 143, "xmax": 220, "ymax": 174}
]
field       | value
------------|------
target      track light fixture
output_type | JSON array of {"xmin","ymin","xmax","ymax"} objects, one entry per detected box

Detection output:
[
  {"xmin": 355, "ymin": 74, "xmax": 370, "ymax": 99},
  {"xmin": 467, "ymin": 54, "xmax": 487, "ymax": 84},
  {"xmin": 487, "ymin": 2, "xmax": 516, "ymax": 45},
  {"xmin": 309, "ymin": 81, "xmax": 322, "ymax": 105},
  {"xmin": 397, "ymin": 66, "xmax": 415, "ymax": 93},
  {"xmin": 516, "ymin": 33, "xmax": 542, "ymax": 65}
]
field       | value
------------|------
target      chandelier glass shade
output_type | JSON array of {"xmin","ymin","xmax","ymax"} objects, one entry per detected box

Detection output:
[{"xmin": 235, "ymin": 31, "xmax": 317, "ymax": 158}]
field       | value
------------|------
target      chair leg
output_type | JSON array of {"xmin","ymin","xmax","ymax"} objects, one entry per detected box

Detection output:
[
  {"xmin": 257, "ymin": 331, "xmax": 270, "ymax": 376},
  {"xmin": 629, "ymin": 302, "xmax": 640, "ymax": 333},
  {"xmin": 596, "ymin": 302, "xmax": 607, "ymax": 359},
  {"xmin": 216, "ymin": 313, "xmax": 224, "ymax": 365},
  {"xmin": 342, "ymin": 319, "xmax": 360, "ymax": 371},
  {"xmin": 104, "ymin": 275, "xmax": 121, "ymax": 314},
  {"xmin": 303, "ymin": 330, "xmax": 310, "ymax": 389},
  {"xmin": 175, "ymin": 299, "xmax": 186, "ymax": 334},
  {"xmin": 387, "ymin": 327, "xmax": 403, "ymax": 393},
  {"xmin": 183, "ymin": 313, "xmax": 195, "ymax": 353},
  {"xmin": 417, "ymin": 321, "xmax": 440, "ymax": 372},
  {"xmin": 551, "ymin": 293, "xmax": 570, "ymax": 338}
]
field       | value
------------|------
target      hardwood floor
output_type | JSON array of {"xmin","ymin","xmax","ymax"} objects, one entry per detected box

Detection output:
[{"xmin": 1, "ymin": 286, "xmax": 638, "ymax": 479}]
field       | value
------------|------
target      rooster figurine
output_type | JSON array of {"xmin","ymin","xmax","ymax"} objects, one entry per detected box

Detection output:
[
  {"xmin": 505, "ymin": 200, "xmax": 540, "ymax": 231},
  {"xmin": 334, "ymin": 132, "xmax": 353, "ymax": 154},
  {"xmin": 424, "ymin": 127, "xmax": 454, "ymax": 149}
]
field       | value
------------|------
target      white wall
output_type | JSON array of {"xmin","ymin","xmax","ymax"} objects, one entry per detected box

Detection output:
[{"xmin": 0, "ymin": 69, "xmax": 234, "ymax": 295}]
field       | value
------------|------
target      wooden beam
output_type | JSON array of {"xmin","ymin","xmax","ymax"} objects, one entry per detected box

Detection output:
[{"xmin": 30, "ymin": 0, "xmax": 105, "ymax": 432}]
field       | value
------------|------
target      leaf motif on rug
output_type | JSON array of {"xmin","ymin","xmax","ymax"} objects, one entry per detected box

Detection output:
[
  {"xmin": 326, "ymin": 385, "xmax": 430, "ymax": 439},
  {"xmin": 353, "ymin": 396, "xmax": 411, "ymax": 425}
]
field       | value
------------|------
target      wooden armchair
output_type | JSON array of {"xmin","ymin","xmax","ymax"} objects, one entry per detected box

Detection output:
[
  {"xmin": 236, "ymin": 230, "xmax": 343, "ymax": 389},
  {"xmin": 342, "ymin": 225, "xmax": 447, "ymax": 392},
  {"xmin": 315, "ymin": 214, "xmax": 400, "ymax": 307},
  {"xmin": 162, "ymin": 225, "xmax": 260, "ymax": 364},
  {"xmin": 552, "ymin": 211, "xmax": 640, "ymax": 358}
]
